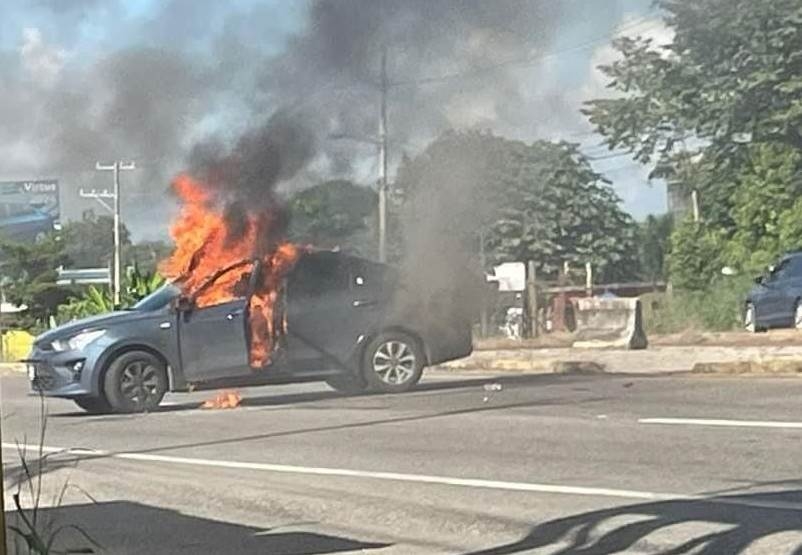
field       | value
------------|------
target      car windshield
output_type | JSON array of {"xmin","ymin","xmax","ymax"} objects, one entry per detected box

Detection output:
[{"xmin": 132, "ymin": 283, "xmax": 181, "ymax": 311}]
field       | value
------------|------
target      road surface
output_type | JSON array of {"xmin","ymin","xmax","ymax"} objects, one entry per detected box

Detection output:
[{"xmin": 2, "ymin": 369, "xmax": 802, "ymax": 554}]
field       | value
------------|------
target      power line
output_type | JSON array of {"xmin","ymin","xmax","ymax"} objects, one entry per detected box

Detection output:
[{"xmin": 390, "ymin": 14, "xmax": 661, "ymax": 88}]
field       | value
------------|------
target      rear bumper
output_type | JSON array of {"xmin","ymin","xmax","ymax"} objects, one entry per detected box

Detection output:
[{"xmin": 426, "ymin": 321, "xmax": 473, "ymax": 366}]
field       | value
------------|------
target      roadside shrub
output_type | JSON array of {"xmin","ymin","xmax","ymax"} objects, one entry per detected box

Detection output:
[{"xmin": 642, "ymin": 275, "xmax": 752, "ymax": 333}]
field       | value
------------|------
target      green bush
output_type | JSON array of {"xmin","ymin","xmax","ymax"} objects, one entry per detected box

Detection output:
[
  {"xmin": 642, "ymin": 275, "xmax": 752, "ymax": 333},
  {"xmin": 57, "ymin": 265, "xmax": 165, "ymax": 323}
]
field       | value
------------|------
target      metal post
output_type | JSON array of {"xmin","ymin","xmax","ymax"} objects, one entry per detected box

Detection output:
[
  {"xmin": 378, "ymin": 48, "xmax": 389, "ymax": 262},
  {"xmin": 95, "ymin": 161, "xmax": 134, "ymax": 307},
  {"xmin": 479, "ymin": 229, "xmax": 488, "ymax": 338},
  {"xmin": 526, "ymin": 260, "xmax": 538, "ymax": 338},
  {"xmin": 112, "ymin": 162, "xmax": 121, "ymax": 306},
  {"xmin": 585, "ymin": 261, "xmax": 593, "ymax": 297}
]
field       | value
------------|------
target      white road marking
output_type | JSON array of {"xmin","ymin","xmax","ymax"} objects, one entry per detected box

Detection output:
[
  {"xmin": 639, "ymin": 418, "xmax": 802, "ymax": 429},
  {"xmin": 4, "ymin": 441, "xmax": 802, "ymax": 512}
]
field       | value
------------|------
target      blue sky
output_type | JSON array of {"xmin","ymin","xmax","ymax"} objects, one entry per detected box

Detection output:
[{"xmin": 1, "ymin": 0, "xmax": 666, "ymax": 239}]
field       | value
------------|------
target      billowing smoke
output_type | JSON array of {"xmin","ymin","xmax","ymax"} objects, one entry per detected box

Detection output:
[
  {"xmin": 185, "ymin": 111, "xmax": 315, "ymax": 252},
  {"xmin": 1, "ymin": 0, "xmax": 638, "ymax": 244}
]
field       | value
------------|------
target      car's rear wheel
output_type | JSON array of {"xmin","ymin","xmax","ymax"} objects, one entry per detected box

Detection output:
[
  {"xmin": 361, "ymin": 332, "xmax": 424, "ymax": 393},
  {"xmin": 325, "ymin": 374, "xmax": 368, "ymax": 394},
  {"xmin": 73, "ymin": 396, "xmax": 112, "ymax": 414},
  {"xmin": 103, "ymin": 350, "xmax": 168, "ymax": 413}
]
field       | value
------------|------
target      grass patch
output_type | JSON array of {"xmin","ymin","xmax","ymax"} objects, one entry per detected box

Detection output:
[{"xmin": 642, "ymin": 276, "xmax": 752, "ymax": 334}]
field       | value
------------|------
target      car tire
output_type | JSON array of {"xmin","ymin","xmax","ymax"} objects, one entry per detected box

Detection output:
[
  {"xmin": 103, "ymin": 350, "xmax": 168, "ymax": 413},
  {"xmin": 325, "ymin": 374, "xmax": 368, "ymax": 394},
  {"xmin": 361, "ymin": 331, "xmax": 424, "ymax": 393},
  {"xmin": 744, "ymin": 302, "xmax": 764, "ymax": 333},
  {"xmin": 73, "ymin": 396, "xmax": 112, "ymax": 414}
]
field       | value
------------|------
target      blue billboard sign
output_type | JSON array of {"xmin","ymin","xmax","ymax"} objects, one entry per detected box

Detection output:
[{"xmin": 0, "ymin": 179, "xmax": 60, "ymax": 243}]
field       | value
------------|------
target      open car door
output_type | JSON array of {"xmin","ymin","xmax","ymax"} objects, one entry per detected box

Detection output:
[{"xmin": 177, "ymin": 262, "xmax": 255, "ymax": 382}]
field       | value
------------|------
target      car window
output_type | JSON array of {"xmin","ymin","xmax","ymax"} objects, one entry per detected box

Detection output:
[
  {"xmin": 133, "ymin": 283, "xmax": 181, "ymax": 311},
  {"xmin": 290, "ymin": 254, "xmax": 349, "ymax": 299},
  {"xmin": 788, "ymin": 257, "xmax": 802, "ymax": 278},
  {"xmin": 770, "ymin": 259, "xmax": 791, "ymax": 281}
]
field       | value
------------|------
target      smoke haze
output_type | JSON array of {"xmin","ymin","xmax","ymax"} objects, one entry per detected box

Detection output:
[{"xmin": 0, "ymin": 0, "xmax": 651, "ymax": 240}]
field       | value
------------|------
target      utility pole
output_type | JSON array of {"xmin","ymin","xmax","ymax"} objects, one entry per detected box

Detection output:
[
  {"xmin": 93, "ymin": 161, "xmax": 135, "ymax": 306},
  {"xmin": 377, "ymin": 48, "xmax": 389, "ymax": 263}
]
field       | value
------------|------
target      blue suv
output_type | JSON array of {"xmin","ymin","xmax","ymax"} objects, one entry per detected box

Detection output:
[{"xmin": 744, "ymin": 252, "xmax": 802, "ymax": 332}]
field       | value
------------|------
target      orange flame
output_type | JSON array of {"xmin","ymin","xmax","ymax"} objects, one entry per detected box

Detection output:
[
  {"xmin": 161, "ymin": 173, "xmax": 303, "ymax": 368},
  {"xmin": 201, "ymin": 390, "xmax": 242, "ymax": 409}
]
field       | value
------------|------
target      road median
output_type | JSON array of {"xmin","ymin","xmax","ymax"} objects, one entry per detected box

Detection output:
[{"xmin": 439, "ymin": 345, "xmax": 802, "ymax": 375}]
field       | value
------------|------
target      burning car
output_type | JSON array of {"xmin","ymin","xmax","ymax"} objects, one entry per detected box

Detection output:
[{"xmin": 26, "ymin": 249, "xmax": 474, "ymax": 413}]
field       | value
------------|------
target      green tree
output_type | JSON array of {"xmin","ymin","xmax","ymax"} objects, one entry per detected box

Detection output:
[
  {"xmin": 287, "ymin": 180, "xmax": 378, "ymax": 256},
  {"xmin": 637, "ymin": 214, "xmax": 674, "ymax": 282},
  {"xmin": 584, "ymin": 0, "xmax": 802, "ymax": 167},
  {"xmin": 60, "ymin": 212, "xmax": 132, "ymax": 269},
  {"xmin": 724, "ymin": 144, "xmax": 802, "ymax": 271},
  {"xmin": 584, "ymin": 0, "xmax": 802, "ymax": 286},
  {"xmin": 0, "ymin": 236, "xmax": 72, "ymax": 330},
  {"xmin": 127, "ymin": 240, "xmax": 172, "ymax": 273},
  {"xmin": 393, "ymin": 131, "xmax": 640, "ymax": 282},
  {"xmin": 667, "ymin": 218, "xmax": 723, "ymax": 290}
]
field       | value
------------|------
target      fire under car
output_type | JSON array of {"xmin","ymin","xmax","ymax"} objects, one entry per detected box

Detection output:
[{"xmin": 25, "ymin": 250, "xmax": 474, "ymax": 413}]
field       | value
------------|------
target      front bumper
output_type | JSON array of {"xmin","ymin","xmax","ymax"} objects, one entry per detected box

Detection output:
[{"xmin": 25, "ymin": 347, "xmax": 96, "ymax": 398}]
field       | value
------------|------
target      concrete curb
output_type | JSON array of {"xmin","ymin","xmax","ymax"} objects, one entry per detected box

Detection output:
[{"xmin": 439, "ymin": 346, "xmax": 802, "ymax": 376}]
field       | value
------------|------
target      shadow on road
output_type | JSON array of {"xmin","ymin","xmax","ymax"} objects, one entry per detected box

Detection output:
[
  {"xmin": 50, "ymin": 372, "xmax": 605, "ymax": 418},
  {"xmin": 7, "ymin": 500, "xmax": 390, "ymax": 554},
  {"xmin": 464, "ymin": 488, "xmax": 802, "ymax": 555}
]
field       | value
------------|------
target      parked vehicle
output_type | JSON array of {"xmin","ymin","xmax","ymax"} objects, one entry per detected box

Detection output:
[
  {"xmin": 26, "ymin": 251, "xmax": 473, "ymax": 413},
  {"xmin": 744, "ymin": 251, "xmax": 802, "ymax": 332},
  {"xmin": 0, "ymin": 201, "xmax": 59, "ymax": 243}
]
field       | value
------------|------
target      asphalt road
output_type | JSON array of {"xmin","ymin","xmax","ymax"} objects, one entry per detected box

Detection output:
[{"xmin": 3, "ymin": 369, "xmax": 802, "ymax": 554}]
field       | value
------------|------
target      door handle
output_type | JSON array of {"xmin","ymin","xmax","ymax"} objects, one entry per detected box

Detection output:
[
  {"xmin": 352, "ymin": 299, "xmax": 378, "ymax": 308},
  {"xmin": 226, "ymin": 310, "xmax": 243, "ymax": 320}
]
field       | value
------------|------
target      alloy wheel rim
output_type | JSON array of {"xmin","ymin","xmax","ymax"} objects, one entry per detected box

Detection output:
[
  {"xmin": 120, "ymin": 360, "xmax": 160, "ymax": 407},
  {"xmin": 372, "ymin": 341, "xmax": 416, "ymax": 385}
]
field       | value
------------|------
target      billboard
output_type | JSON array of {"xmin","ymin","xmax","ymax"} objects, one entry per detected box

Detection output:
[{"xmin": 0, "ymin": 179, "xmax": 60, "ymax": 243}]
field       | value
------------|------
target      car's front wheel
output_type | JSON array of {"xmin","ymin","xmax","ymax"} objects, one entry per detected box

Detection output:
[
  {"xmin": 744, "ymin": 302, "xmax": 759, "ymax": 333},
  {"xmin": 103, "ymin": 350, "xmax": 168, "ymax": 413},
  {"xmin": 794, "ymin": 301, "xmax": 802, "ymax": 330},
  {"xmin": 362, "ymin": 332, "xmax": 424, "ymax": 393}
]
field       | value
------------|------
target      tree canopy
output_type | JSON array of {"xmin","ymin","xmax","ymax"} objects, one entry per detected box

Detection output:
[
  {"xmin": 393, "ymin": 131, "xmax": 640, "ymax": 282},
  {"xmin": 287, "ymin": 180, "xmax": 377, "ymax": 257},
  {"xmin": 584, "ymin": 0, "xmax": 802, "ymax": 285}
]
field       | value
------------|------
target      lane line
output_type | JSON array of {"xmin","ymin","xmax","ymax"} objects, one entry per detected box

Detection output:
[
  {"xmin": 2, "ymin": 441, "xmax": 669, "ymax": 501},
  {"xmin": 5, "ymin": 442, "xmax": 802, "ymax": 512},
  {"xmin": 639, "ymin": 418, "xmax": 802, "ymax": 429}
]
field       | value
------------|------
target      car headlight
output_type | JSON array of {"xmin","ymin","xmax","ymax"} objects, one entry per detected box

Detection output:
[{"xmin": 51, "ymin": 329, "xmax": 106, "ymax": 352}]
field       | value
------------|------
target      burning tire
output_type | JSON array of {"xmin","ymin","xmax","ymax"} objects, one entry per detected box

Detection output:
[
  {"xmin": 362, "ymin": 332, "xmax": 424, "ymax": 393},
  {"xmin": 103, "ymin": 350, "xmax": 168, "ymax": 413}
]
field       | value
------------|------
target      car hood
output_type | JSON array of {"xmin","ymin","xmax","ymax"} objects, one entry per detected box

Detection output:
[{"xmin": 35, "ymin": 311, "xmax": 136, "ymax": 344}]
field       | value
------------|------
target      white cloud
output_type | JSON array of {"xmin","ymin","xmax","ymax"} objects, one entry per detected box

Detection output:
[
  {"xmin": 580, "ymin": 15, "xmax": 675, "ymax": 103},
  {"xmin": 20, "ymin": 27, "xmax": 67, "ymax": 85}
]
